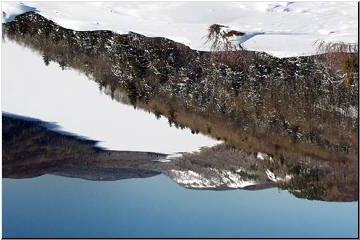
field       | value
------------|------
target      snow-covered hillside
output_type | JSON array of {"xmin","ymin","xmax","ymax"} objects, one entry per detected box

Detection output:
[
  {"xmin": 168, "ymin": 168, "xmax": 259, "ymax": 189},
  {"xmin": 2, "ymin": 2, "xmax": 357, "ymax": 57}
]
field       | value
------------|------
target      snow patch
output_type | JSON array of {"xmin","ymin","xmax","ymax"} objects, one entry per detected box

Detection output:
[
  {"xmin": 169, "ymin": 168, "xmax": 258, "ymax": 189},
  {"xmin": 152, "ymin": 159, "xmax": 171, "ymax": 163},
  {"xmin": 257, "ymin": 152, "xmax": 267, "ymax": 160},
  {"xmin": 152, "ymin": 153, "xmax": 183, "ymax": 163},
  {"xmin": 265, "ymin": 169, "xmax": 292, "ymax": 182},
  {"xmin": 2, "ymin": 2, "xmax": 38, "ymax": 23}
]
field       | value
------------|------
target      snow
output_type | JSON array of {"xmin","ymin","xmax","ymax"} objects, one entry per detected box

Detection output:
[
  {"xmin": 2, "ymin": 39, "xmax": 220, "ymax": 154},
  {"xmin": 235, "ymin": 167, "xmax": 246, "ymax": 173},
  {"xmin": 169, "ymin": 168, "xmax": 258, "ymax": 189},
  {"xmin": 166, "ymin": 153, "xmax": 183, "ymax": 159},
  {"xmin": 2, "ymin": 2, "xmax": 357, "ymax": 58},
  {"xmin": 257, "ymin": 152, "xmax": 267, "ymax": 160},
  {"xmin": 1, "ymin": 2, "xmax": 37, "ymax": 23},
  {"xmin": 315, "ymin": 104, "xmax": 358, "ymax": 119},
  {"xmin": 152, "ymin": 159, "xmax": 171, "ymax": 163},
  {"xmin": 265, "ymin": 169, "xmax": 292, "ymax": 182},
  {"xmin": 152, "ymin": 153, "xmax": 183, "ymax": 163}
]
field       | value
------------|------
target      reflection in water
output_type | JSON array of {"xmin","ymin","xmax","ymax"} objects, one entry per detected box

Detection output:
[
  {"xmin": 1, "ymin": 12, "xmax": 358, "ymax": 202},
  {"xmin": 4, "ymin": 174, "xmax": 357, "ymax": 238},
  {"xmin": 2, "ymin": 113, "xmax": 267, "ymax": 187},
  {"xmin": 3, "ymin": 113, "xmax": 357, "ymax": 201}
]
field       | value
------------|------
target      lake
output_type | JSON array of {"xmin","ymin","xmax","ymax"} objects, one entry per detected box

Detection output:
[{"xmin": 3, "ymin": 174, "xmax": 357, "ymax": 238}]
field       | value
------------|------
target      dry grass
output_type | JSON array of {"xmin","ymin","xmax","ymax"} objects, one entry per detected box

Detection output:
[
  {"xmin": 314, "ymin": 40, "xmax": 358, "ymax": 86},
  {"xmin": 315, "ymin": 40, "xmax": 358, "ymax": 53}
]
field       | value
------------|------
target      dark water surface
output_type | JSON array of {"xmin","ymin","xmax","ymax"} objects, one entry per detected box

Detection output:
[{"xmin": 2, "ymin": 174, "xmax": 357, "ymax": 238}]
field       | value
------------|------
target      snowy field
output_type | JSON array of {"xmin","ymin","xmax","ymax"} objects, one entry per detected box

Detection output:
[{"xmin": 2, "ymin": 1, "xmax": 358, "ymax": 57}]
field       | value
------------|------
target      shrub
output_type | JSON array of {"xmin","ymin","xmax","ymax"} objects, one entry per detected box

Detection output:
[
  {"xmin": 205, "ymin": 24, "xmax": 253, "ymax": 69},
  {"xmin": 315, "ymin": 40, "xmax": 358, "ymax": 86}
]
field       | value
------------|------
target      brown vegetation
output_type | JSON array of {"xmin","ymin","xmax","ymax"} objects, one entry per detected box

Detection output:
[
  {"xmin": 205, "ymin": 24, "xmax": 252, "ymax": 69},
  {"xmin": 315, "ymin": 40, "xmax": 359, "ymax": 86}
]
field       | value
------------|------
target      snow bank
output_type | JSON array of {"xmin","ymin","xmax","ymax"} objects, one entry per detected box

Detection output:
[
  {"xmin": 2, "ymin": 2, "xmax": 357, "ymax": 57},
  {"xmin": 2, "ymin": 2, "xmax": 37, "ymax": 23}
]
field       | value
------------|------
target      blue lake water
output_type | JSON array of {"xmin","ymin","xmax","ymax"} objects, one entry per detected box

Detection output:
[{"xmin": 2, "ymin": 174, "xmax": 358, "ymax": 238}]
